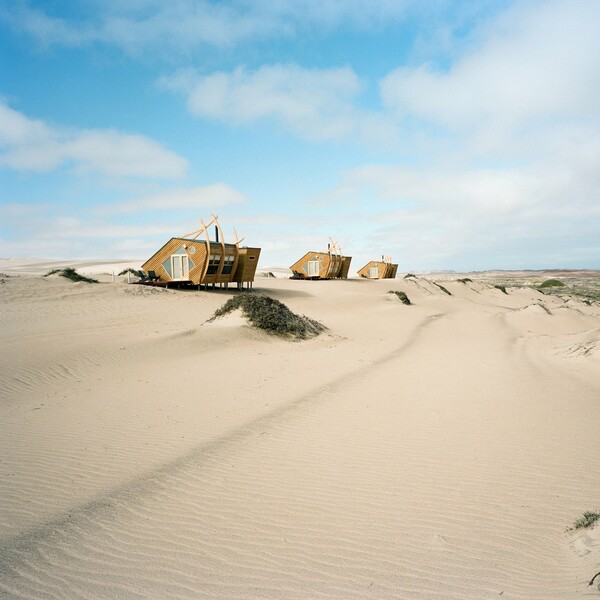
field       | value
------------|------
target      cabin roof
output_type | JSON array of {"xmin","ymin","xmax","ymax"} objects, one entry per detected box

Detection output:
[
  {"xmin": 296, "ymin": 250, "xmax": 352, "ymax": 259},
  {"xmin": 170, "ymin": 237, "xmax": 237, "ymax": 248}
]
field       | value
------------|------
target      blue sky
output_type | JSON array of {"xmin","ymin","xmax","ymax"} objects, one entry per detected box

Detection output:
[{"xmin": 1, "ymin": 0, "xmax": 599, "ymax": 271}]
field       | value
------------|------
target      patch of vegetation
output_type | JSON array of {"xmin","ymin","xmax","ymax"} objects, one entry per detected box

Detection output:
[
  {"xmin": 404, "ymin": 273, "xmax": 417, "ymax": 279},
  {"xmin": 536, "ymin": 303, "xmax": 552, "ymax": 315},
  {"xmin": 571, "ymin": 511, "xmax": 600, "ymax": 531},
  {"xmin": 476, "ymin": 273, "xmax": 600, "ymax": 304},
  {"xmin": 388, "ymin": 290, "xmax": 411, "ymax": 305},
  {"xmin": 567, "ymin": 288, "xmax": 600, "ymax": 303},
  {"xmin": 44, "ymin": 267, "xmax": 99, "ymax": 284},
  {"xmin": 433, "ymin": 282, "xmax": 452, "ymax": 295},
  {"xmin": 539, "ymin": 278, "xmax": 566, "ymax": 289},
  {"xmin": 494, "ymin": 284, "xmax": 508, "ymax": 294},
  {"xmin": 118, "ymin": 268, "xmax": 145, "ymax": 278},
  {"xmin": 457, "ymin": 278, "xmax": 472, "ymax": 283},
  {"xmin": 211, "ymin": 294, "xmax": 326, "ymax": 340}
]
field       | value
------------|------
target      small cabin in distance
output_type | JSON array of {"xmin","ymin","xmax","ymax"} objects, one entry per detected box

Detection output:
[
  {"xmin": 141, "ymin": 215, "xmax": 261, "ymax": 289},
  {"xmin": 357, "ymin": 256, "xmax": 398, "ymax": 279},
  {"xmin": 290, "ymin": 240, "xmax": 351, "ymax": 280}
]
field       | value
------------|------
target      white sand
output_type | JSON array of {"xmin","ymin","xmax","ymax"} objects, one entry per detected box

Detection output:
[{"xmin": 1, "ymin": 260, "xmax": 599, "ymax": 598}]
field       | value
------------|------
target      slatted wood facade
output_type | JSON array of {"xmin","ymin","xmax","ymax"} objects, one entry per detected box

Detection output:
[
  {"xmin": 141, "ymin": 238, "xmax": 208, "ymax": 284},
  {"xmin": 232, "ymin": 247, "xmax": 261, "ymax": 286},
  {"xmin": 357, "ymin": 260, "xmax": 398, "ymax": 279},
  {"xmin": 339, "ymin": 256, "xmax": 352, "ymax": 279},
  {"xmin": 142, "ymin": 218, "xmax": 261, "ymax": 288},
  {"xmin": 290, "ymin": 250, "xmax": 352, "ymax": 279}
]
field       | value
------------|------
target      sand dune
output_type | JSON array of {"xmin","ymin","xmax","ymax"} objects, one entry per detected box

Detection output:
[{"xmin": 1, "ymin": 262, "xmax": 599, "ymax": 598}]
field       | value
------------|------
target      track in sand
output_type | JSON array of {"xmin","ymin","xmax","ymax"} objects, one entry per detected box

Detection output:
[{"xmin": 1, "ymin": 273, "xmax": 599, "ymax": 598}]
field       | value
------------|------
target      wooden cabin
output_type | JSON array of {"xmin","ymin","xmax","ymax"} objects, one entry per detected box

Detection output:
[
  {"xmin": 357, "ymin": 256, "xmax": 398, "ymax": 279},
  {"xmin": 290, "ymin": 241, "xmax": 351, "ymax": 280},
  {"xmin": 141, "ymin": 215, "xmax": 261, "ymax": 289}
]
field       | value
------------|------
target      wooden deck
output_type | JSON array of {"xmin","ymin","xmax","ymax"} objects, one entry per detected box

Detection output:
[
  {"xmin": 135, "ymin": 280, "xmax": 190, "ymax": 289},
  {"xmin": 134, "ymin": 280, "xmax": 253, "ymax": 291}
]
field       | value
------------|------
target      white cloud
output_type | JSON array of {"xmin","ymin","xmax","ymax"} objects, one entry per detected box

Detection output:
[
  {"xmin": 162, "ymin": 64, "xmax": 392, "ymax": 143},
  {"xmin": 0, "ymin": 3, "xmax": 93, "ymax": 48},
  {"xmin": 3, "ymin": 1, "xmax": 599, "ymax": 268},
  {"xmin": 0, "ymin": 102, "xmax": 62, "ymax": 170},
  {"xmin": 42, "ymin": 219, "xmax": 178, "ymax": 239},
  {"xmin": 344, "ymin": 0, "xmax": 600, "ymax": 268},
  {"xmin": 0, "ymin": 100, "xmax": 187, "ymax": 178},
  {"xmin": 99, "ymin": 184, "xmax": 246, "ymax": 215},
  {"xmin": 328, "ymin": 157, "xmax": 600, "ymax": 269},
  {"xmin": 348, "ymin": 164, "xmax": 544, "ymax": 215},
  {"xmin": 63, "ymin": 130, "xmax": 187, "ymax": 178},
  {"xmin": 0, "ymin": 100, "xmax": 53, "ymax": 145},
  {"xmin": 2, "ymin": 1, "xmax": 415, "ymax": 53},
  {"xmin": 380, "ymin": 0, "xmax": 600, "ymax": 141},
  {"xmin": 0, "ymin": 207, "xmax": 201, "ymax": 260},
  {"xmin": 0, "ymin": 185, "xmax": 248, "ymax": 260}
]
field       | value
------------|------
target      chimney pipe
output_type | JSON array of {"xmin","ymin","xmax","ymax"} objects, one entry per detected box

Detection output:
[{"xmin": 215, "ymin": 225, "xmax": 219, "ymax": 243}]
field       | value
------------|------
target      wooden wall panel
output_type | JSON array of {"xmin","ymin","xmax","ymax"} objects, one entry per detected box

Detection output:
[
  {"xmin": 233, "ymin": 247, "xmax": 261, "ymax": 283},
  {"xmin": 290, "ymin": 251, "xmax": 313, "ymax": 276},
  {"xmin": 202, "ymin": 242, "xmax": 239, "ymax": 285},
  {"xmin": 290, "ymin": 251, "xmax": 347, "ymax": 279},
  {"xmin": 338, "ymin": 256, "xmax": 352, "ymax": 279},
  {"xmin": 142, "ymin": 232, "xmax": 261, "ymax": 287},
  {"xmin": 358, "ymin": 260, "xmax": 396, "ymax": 279},
  {"xmin": 188, "ymin": 242, "xmax": 208, "ymax": 284},
  {"xmin": 142, "ymin": 237, "xmax": 209, "ymax": 284},
  {"xmin": 357, "ymin": 261, "xmax": 376, "ymax": 278}
]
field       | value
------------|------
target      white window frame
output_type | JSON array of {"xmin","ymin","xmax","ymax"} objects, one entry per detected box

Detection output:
[
  {"xmin": 306, "ymin": 260, "xmax": 320, "ymax": 277},
  {"xmin": 171, "ymin": 254, "xmax": 190, "ymax": 280}
]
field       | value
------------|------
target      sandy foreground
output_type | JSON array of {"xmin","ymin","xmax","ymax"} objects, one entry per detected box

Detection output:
[{"xmin": 0, "ymin": 258, "xmax": 599, "ymax": 599}]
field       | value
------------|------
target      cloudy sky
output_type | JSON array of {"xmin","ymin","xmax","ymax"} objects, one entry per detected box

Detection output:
[{"xmin": 1, "ymin": 0, "xmax": 599, "ymax": 271}]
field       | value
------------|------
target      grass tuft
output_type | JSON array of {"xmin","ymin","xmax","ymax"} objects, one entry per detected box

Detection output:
[
  {"xmin": 404, "ymin": 273, "xmax": 417, "ymax": 279},
  {"xmin": 539, "ymin": 279, "xmax": 565, "ymax": 289},
  {"xmin": 494, "ymin": 284, "xmax": 508, "ymax": 294},
  {"xmin": 118, "ymin": 268, "xmax": 145, "ymax": 278},
  {"xmin": 210, "ymin": 294, "xmax": 326, "ymax": 340},
  {"xmin": 388, "ymin": 290, "xmax": 411, "ymax": 305},
  {"xmin": 44, "ymin": 267, "xmax": 99, "ymax": 284},
  {"xmin": 572, "ymin": 511, "xmax": 600, "ymax": 531},
  {"xmin": 434, "ymin": 282, "xmax": 452, "ymax": 295},
  {"xmin": 457, "ymin": 278, "xmax": 472, "ymax": 283}
]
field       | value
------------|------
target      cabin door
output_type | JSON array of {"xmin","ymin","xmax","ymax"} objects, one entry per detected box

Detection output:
[
  {"xmin": 171, "ymin": 254, "xmax": 190, "ymax": 280},
  {"xmin": 306, "ymin": 259, "xmax": 320, "ymax": 277}
]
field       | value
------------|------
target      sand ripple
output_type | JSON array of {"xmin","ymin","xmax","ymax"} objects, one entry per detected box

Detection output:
[{"xmin": 1, "ymin": 274, "xmax": 599, "ymax": 598}]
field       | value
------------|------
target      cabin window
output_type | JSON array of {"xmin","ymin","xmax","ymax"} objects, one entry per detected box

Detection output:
[
  {"xmin": 206, "ymin": 254, "xmax": 221, "ymax": 275},
  {"xmin": 189, "ymin": 246, "xmax": 196, "ymax": 254},
  {"xmin": 162, "ymin": 257, "xmax": 172, "ymax": 277},
  {"xmin": 222, "ymin": 254, "xmax": 236, "ymax": 275},
  {"xmin": 305, "ymin": 259, "xmax": 320, "ymax": 276},
  {"xmin": 368, "ymin": 266, "xmax": 379, "ymax": 278},
  {"xmin": 328, "ymin": 258, "xmax": 338, "ymax": 276}
]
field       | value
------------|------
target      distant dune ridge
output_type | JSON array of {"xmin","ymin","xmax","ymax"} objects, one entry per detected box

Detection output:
[{"xmin": 0, "ymin": 258, "xmax": 599, "ymax": 598}]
